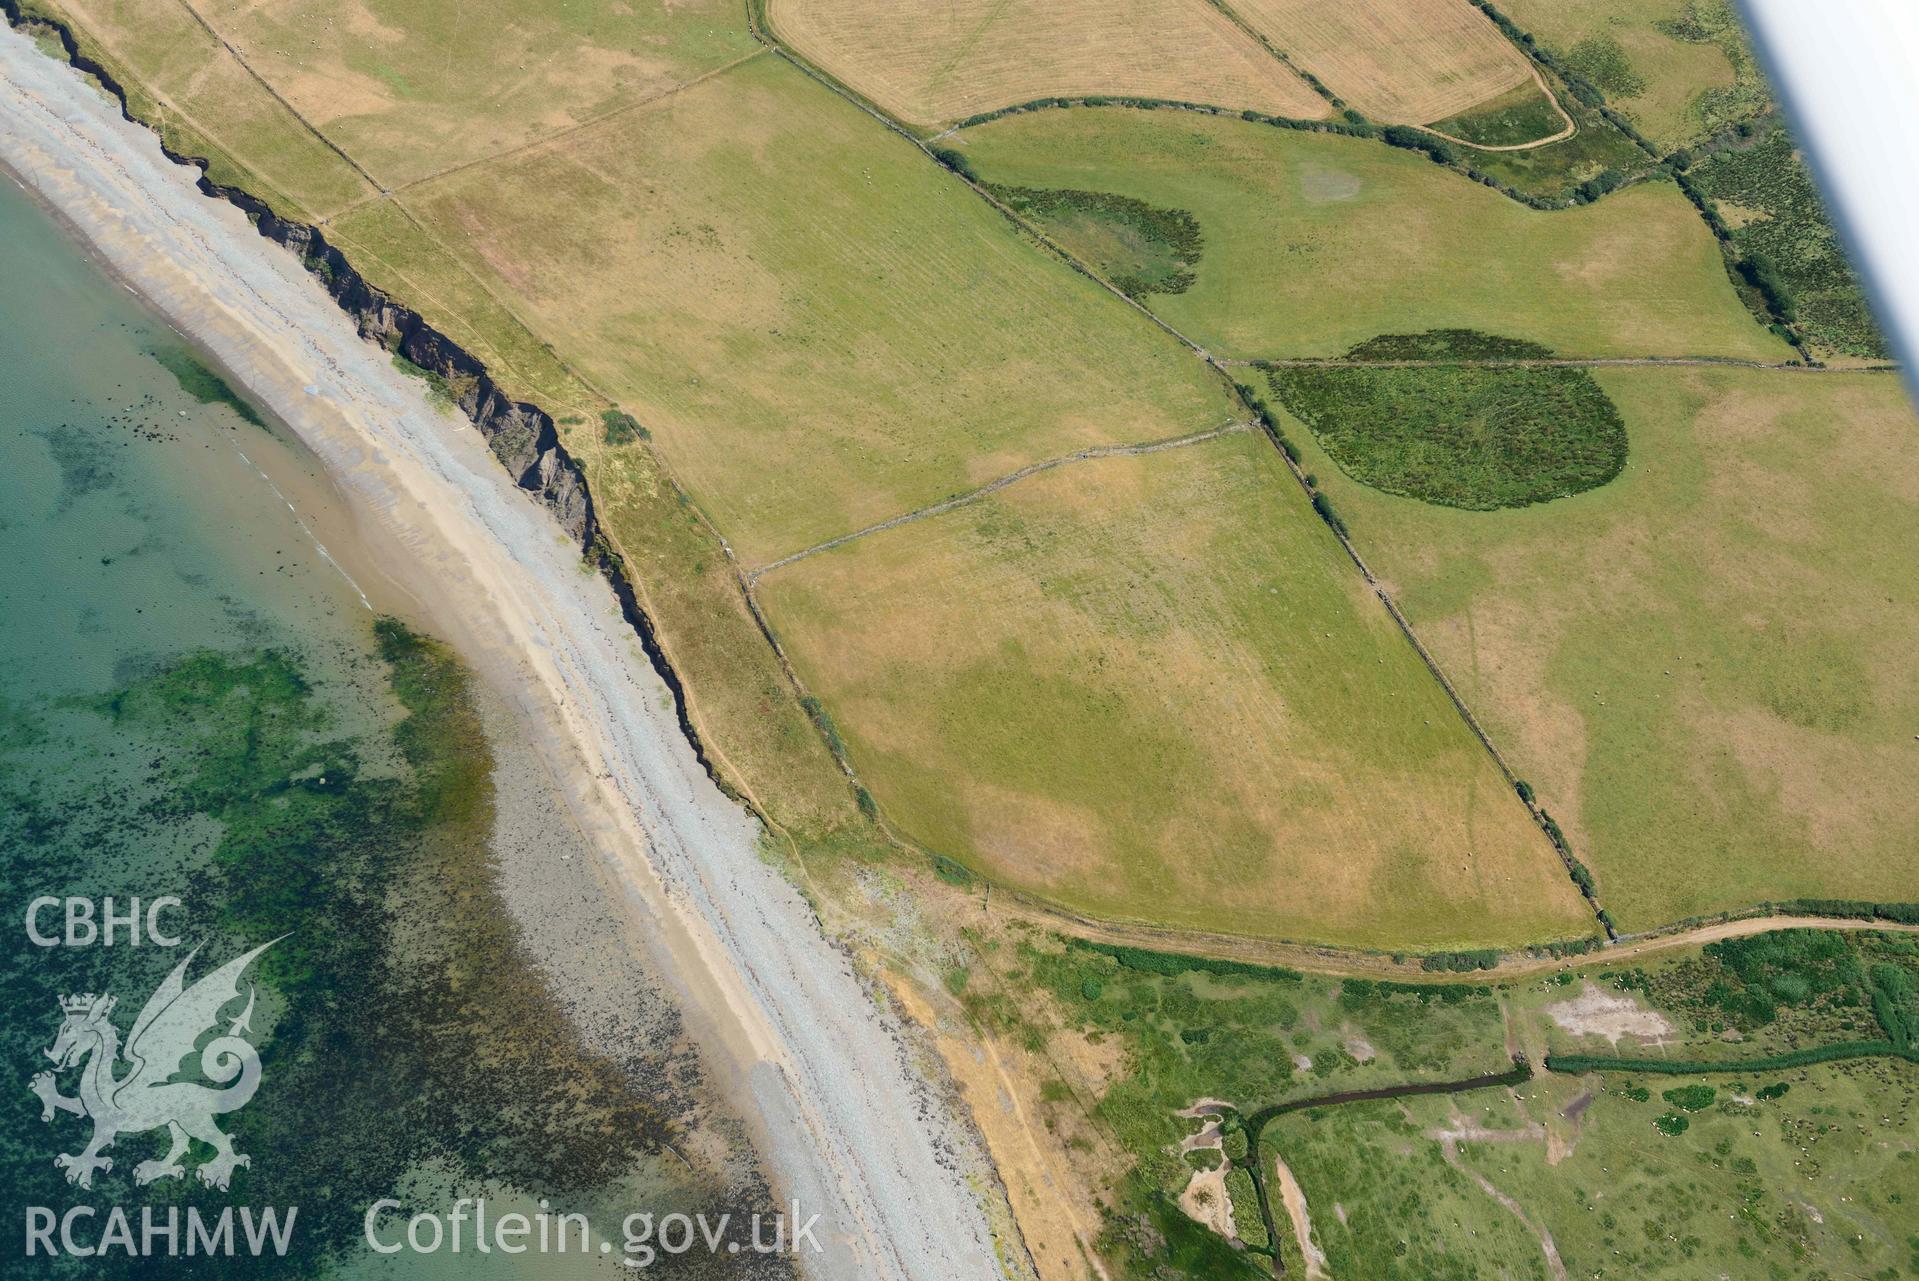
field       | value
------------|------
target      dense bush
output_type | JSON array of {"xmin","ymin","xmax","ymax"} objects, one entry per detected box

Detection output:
[
  {"xmin": 1690, "ymin": 121, "xmax": 1886, "ymax": 355},
  {"xmin": 1343, "ymin": 329, "xmax": 1552, "ymax": 361},
  {"xmin": 1380, "ymin": 124, "xmax": 1456, "ymax": 165},
  {"xmin": 600, "ymin": 408, "xmax": 647, "ymax": 444},
  {"xmin": 986, "ymin": 184, "xmax": 1202, "ymax": 297},
  {"xmin": 1419, "ymin": 950, "xmax": 1501, "ymax": 973},
  {"xmin": 1067, "ymin": 937, "xmax": 1303, "ymax": 984},
  {"xmin": 1310, "ymin": 490, "xmax": 1348, "ymax": 537},
  {"xmin": 1661, "ymin": 1084, "xmax": 1716, "ymax": 1111},
  {"xmin": 1548, "ymin": 1040, "xmax": 1918, "ymax": 1076},
  {"xmin": 1266, "ymin": 346, "xmax": 1629, "ymax": 510},
  {"xmin": 928, "ymin": 144, "xmax": 977, "ymax": 181}
]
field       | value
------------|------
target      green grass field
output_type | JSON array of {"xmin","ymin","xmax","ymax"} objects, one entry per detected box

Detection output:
[
  {"xmin": 1276, "ymin": 366, "xmax": 1919, "ymax": 929},
  {"xmin": 1427, "ymin": 77, "xmax": 1565, "ymax": 147},
  {"xmin": 954, "ymin": 108, "xmax": 1790, "ymax": 360},
  {"xmin": 1494, "ymin": 0, "xmax": 1768, "ymax": 149},
  {"xmin": 965, "ymin": 922, "xmax": 1919, "ymax": 1280},
  {"xmin": 756, "ymin": 430, "xmax": 1591, "ymax": 948}
]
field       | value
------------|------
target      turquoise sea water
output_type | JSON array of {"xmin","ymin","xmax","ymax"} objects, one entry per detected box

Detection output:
[
  {"xmin": 0, "ymin": 178, "xmax": 777, "ymax": 1277},
  {"xmin": 0, "ymin": 167, "xmax": 405, "ymax": 921}
]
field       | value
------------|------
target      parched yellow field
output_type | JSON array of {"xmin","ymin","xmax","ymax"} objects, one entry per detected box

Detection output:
[
  {"xmin": 756, "ymin": 431, "xmax": 1593, "ymax": 948},
  {"xmin": 381, "ymin": 54, "xmax": 1233, "ymax": 564},
  {"xmin": 1229, "ymin": 0, "xmax": 1532, "ymax": 123},
  {"xmin": 33, "ymin": 0, "xmax": 1620, "ymax": 950},
  {"xmin": 1285, "ymin": 368, "xmax": 1919, "ymax": 929},
  {"xmin": 192, "ymin": 0, "xmax": 757, "ymax": 186},
  {"xmin": 764, "ymin": 0, "xmax": 1329, "ymax": 126},
  {"xmin": 30, "ymin": 0, "xmax": 374, "ymax": 219}
]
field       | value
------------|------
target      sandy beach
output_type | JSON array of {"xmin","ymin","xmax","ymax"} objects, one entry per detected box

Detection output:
[{"xmin": 0, "ymin": 24, "xmax": 1008, "ymax": 1280}]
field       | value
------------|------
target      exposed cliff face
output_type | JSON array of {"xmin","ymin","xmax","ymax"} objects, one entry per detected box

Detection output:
[
  {"xmin": 236, "ymin": 212, "xmax": 598, "ymax": 545},
  {"xmin": 1, "ymin": 0, "xmax": 745, "ymax": 795},
  {"xmin": 4, "ymin": 3, "xmax": 593, "ymax": 540}
]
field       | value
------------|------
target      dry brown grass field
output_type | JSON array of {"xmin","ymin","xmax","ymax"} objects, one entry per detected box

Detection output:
[
  {"xmin": 193, "ymin": 0, "xmax": 757, "ymax": 186},
  {"xmin": 764, "ymin": 0, "xmax": 1329, "ymax": 126},
  {"xmin": 383, "ymin": 53, "xmax": 1234, "ymax": 565},
  {"xmin": 1228, "ymin": 0, "xmax": 1534, "ymax": 124},
  {"xmin": 755, "ymin": 431, "xmax": 1593, "ymax": 948},
  {"xmin": 24, "ymin": 0, "xmax": 1669, "ymax": 953},
  {"xmin": 28, "ymin": 0, "xmax": 376, "ymax": 219},
  {"xmin": 1285, "ymin": 368, "xmax": 1919, "ymax": 930}
]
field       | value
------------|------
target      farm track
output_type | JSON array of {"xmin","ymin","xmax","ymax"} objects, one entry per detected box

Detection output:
[
  {"xmin": 746, "ymin": 420, "xmax": 1250, "ymax": 581},
  {"xmin": 352, "ymin": 48, "xmax": 772, "ymax": 212},
  {"xmin": 1419, "ymin": 63, "xmax": 1574, "ymax": 153},
  {"xmin": 972, "ymin": 887, "xmax": 1919, "ymax": 983}
]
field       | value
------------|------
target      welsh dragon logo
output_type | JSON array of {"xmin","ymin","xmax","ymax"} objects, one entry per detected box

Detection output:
[{"xmin": 30, "ymin": 940, "xmax": 278, "ymax": 1191}]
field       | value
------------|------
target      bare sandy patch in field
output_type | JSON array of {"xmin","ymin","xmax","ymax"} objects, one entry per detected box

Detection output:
[
  {"xmin": 1546, "ymin": 982, "xmax": 1672, "ymax": 1047},
  {"xmin": 1272, "ymin": 1154, "xmax": 1330, "ymax": 1278},
  {"xmin": 1057, "ymin": 1027, "xmax": 1127, "ymax": 1100},
  {"xmin": 1179, "ymin": 1164, "xmax": 1239, "ymax": 1240}
]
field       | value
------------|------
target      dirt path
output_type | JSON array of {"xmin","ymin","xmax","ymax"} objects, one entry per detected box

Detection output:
[
  {"xmin": 1271, "ymin": 1154, "xmax": 1330, "ymax": 1280},
  {"xmin": 1418, "ymin": 64, "xmax": 1575, "ymax": 153},
  {"xmin": 981, "ymin": 886, "xmax": 1919, "ymax": 983},
  {"xmin": 1430, "ymin": 1118, "xmax": 1567, "ymax": 1281}
]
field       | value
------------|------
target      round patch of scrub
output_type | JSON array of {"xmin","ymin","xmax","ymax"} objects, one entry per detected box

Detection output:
[{"xmin": 1265, "ymin": 332, "xmax": 1629, "ymax": 510}]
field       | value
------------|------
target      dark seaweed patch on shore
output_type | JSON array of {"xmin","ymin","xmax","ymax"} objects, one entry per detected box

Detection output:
[
  {"xmin": 148, "ymin": 343, "xmax": 267, "ymax": 427},
  {"xmin": 0, "ymin": 623, "xmax": 779, "ymax": 1277}
]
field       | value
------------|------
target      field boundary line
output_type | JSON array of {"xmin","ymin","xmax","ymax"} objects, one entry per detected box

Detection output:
[
  {"xmin": 747, "ymin": 421, "xmax": 1250, "ymax": 582},
  {"xmin": 743, "ymin": 0, "xmax": 1618, "ymax": 935},
  {"xmin": 1197, "ymin": 0, "xmax": 1343, "ymax": 115},
  {"xmin": 972, "ymin": 885, "xmax": 1919, "ymax": 982},
  {"xmin": 371, "ymin": 47, "xmax": 770, "ymax": 205},
  {"xmin": 1248, "ymin": 393, "xmax": 1622, "ymax": 938},
  {"xmin": 1243, "ymin": 355, "xmax": 1900, "ymax": 373},
  {"xmin": 165, "ymin": 0, "xmax": 384, "ymax": 196}
]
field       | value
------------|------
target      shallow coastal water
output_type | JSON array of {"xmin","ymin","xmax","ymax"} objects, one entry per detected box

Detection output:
[
  {"xmin": 0, "ymin": 176, "xmax": 781, "ymax": 1277},
  {"xmin": 0, "ymin": 24, "xmax": 1014, "ymax": 1276}
]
